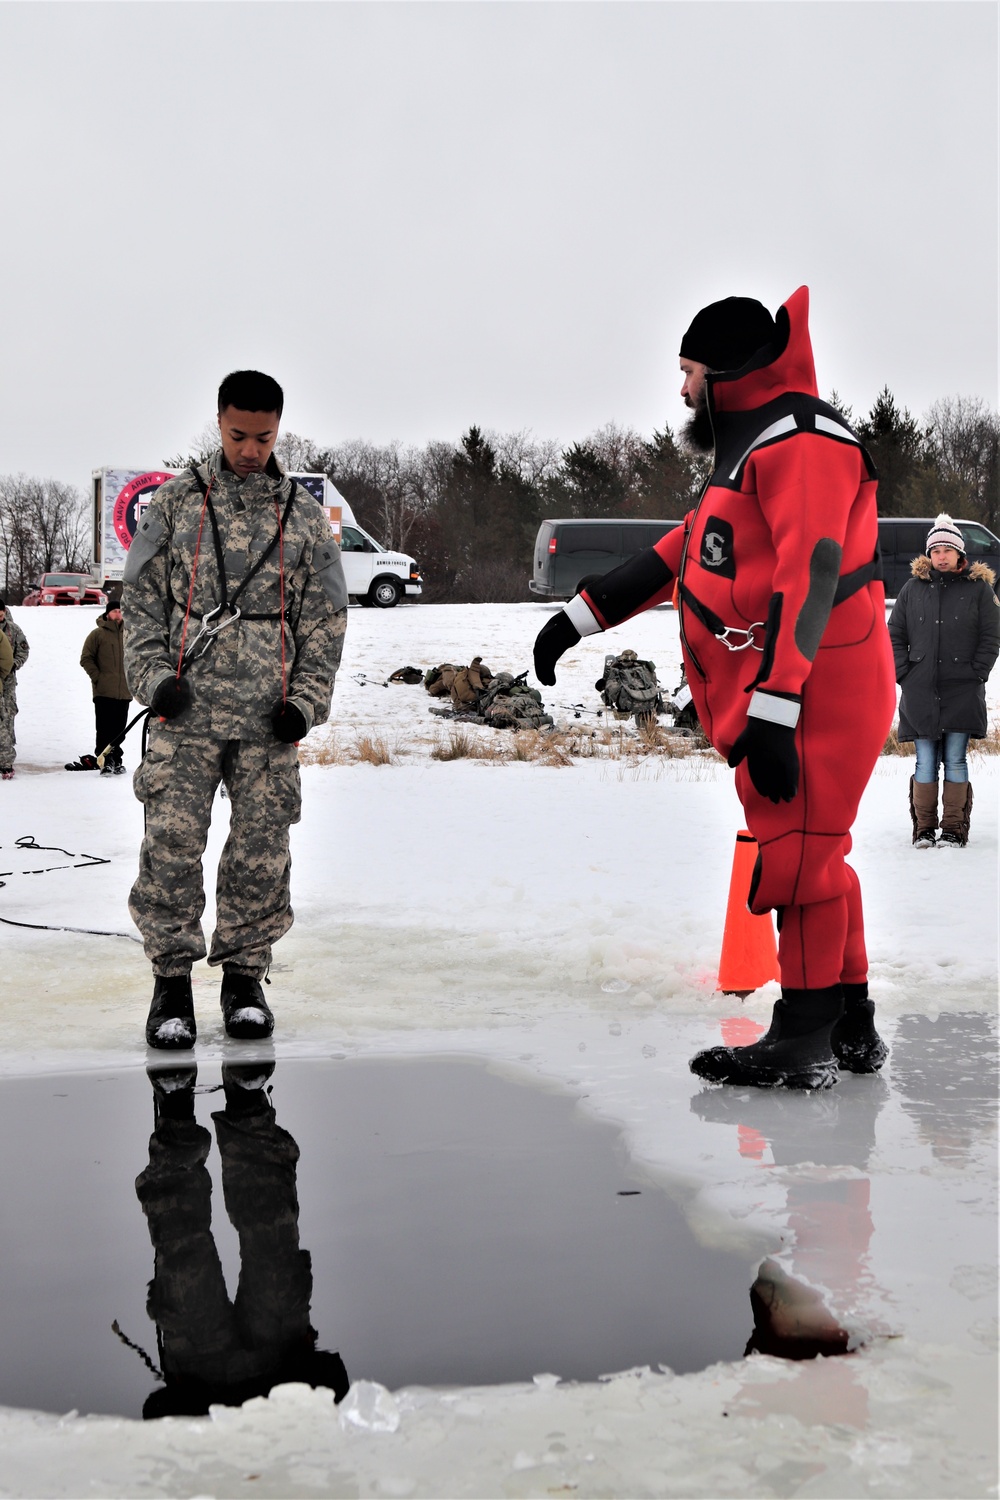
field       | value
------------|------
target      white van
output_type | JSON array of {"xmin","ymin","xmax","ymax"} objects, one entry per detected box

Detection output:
[
  {"xmin": 338, "ymin": 509, "xmax": 423, "ymax": 608},
  {"xmin": 289, "ymin": 474, "xmax": 423, "ymax": 608}
]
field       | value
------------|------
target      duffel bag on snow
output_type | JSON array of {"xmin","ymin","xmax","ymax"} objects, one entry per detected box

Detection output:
[{"xmin": 478, "ymin": 671, "xmax": 553, "ymax": 730}]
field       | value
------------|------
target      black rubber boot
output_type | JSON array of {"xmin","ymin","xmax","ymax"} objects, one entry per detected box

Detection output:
[
  {"xmin": 221, "ymin": 1060, "xmax": 275, "ymax": 1116},
  {"xmin": 145, "ymin": 974, "xmax": 196, "ymax": 1050},
  {"xmin": 147, "ymin": 1062, "xmax": 198, "ymax": 1121},
  {"xmin": 690, "ymin": 986, "xmax": 844, "ymax": 1090},
  {"xmin": 831, "ymin": 983, "xmax": 888, "ymax": 1073},
  {"xmin": 220, "ymin": 969, "xmax": 275, "ymax": 1040}
]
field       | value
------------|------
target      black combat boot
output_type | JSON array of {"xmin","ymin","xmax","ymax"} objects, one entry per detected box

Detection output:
[
  {"xmin": 147, "ymin": 1062, "xmax": 198, "ymax": 1121},
  {"xmin": 145, "ymin": 974, "xmax": 197, "ymax": 1050},
  {"xmin": 690, "ymin": 986, "xmax": 843, "ymax": 1090},
  {"xmin": 221, "ymin": 1060, "xmax": 276, "ymax": 1116},
  {"xmin": 831, "ymin": 982, "xmax": 888, "ymax": 1073},
  {"xmin": 220, "ymin": 969, "xmax": 275, "ymax": 1040}
]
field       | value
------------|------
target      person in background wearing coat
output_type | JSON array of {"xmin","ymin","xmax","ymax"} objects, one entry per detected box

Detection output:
[
  {"xmin": 888, "ymin": 514, "xmax": 999, "ymax": 847},
  {"xmin": 0, "ymin": 598, "xmax": 30, "ymax": 781},
  {"xmin": 80, "ymin": 596, "xmax": 132, "ymax": 774}
]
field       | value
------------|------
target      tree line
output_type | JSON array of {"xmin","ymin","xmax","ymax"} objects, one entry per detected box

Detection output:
[{"xmin": 1, "ymin": 390, "xmax": 996, "ymax": 603}]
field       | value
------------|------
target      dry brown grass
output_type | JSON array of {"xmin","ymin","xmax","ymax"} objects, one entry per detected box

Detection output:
[
  {"xmin": 431, "ymin": 728, "xmax": 478, "ymax": 761},
  {"xmin": 881, "ymin": 727, "xmax": 912, "ymax": 757},
  {"xmin": 354, "ymin": 732, "xmax": 396, "ymax": 766},
  {"xmin": 972, "ymin": 725, "xmax": 1000, "ymax": 757},
  {"xmin": 298, "ymin": 731, "xmax": 397, "ymax": 766}
]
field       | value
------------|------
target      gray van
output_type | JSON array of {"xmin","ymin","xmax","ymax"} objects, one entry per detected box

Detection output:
[
  {"xmin": 878, "ymin": 518, "xmax": 1000, "ymax": 598},
  {"xmin": 530, "ymin": 518, "xmax": 681, "ymax": 600}
]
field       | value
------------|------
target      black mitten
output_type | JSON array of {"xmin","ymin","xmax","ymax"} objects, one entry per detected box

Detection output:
[
  {"xmin": 533, "ymin": 612, "xmax": 581, "ymax": 686},
  {"xmin": 150, "ymin": 675, "xmax": 192, "ymax": 721},
  {"xmin": 270, "ymin": 699, "xmax": 308, "ymax": 744},
  {"xmin": 728, "ymin": 718, "xmax": 799, "ymax": 803}
]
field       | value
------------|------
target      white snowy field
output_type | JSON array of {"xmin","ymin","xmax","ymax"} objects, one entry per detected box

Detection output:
[{"xmin": 0, "ymin": 602, "xmax": 997, "ymax": 1499}]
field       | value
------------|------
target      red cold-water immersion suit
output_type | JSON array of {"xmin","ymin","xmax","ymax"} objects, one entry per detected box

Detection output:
[{"xmin": 566, "ymin": 287, "xmax": 895, "ymax": 990}]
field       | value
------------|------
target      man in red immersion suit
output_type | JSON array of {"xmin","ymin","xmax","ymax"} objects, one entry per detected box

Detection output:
[{"xmin": 534, "ymin": 287, "xmax": 896, "ymax": 1089}]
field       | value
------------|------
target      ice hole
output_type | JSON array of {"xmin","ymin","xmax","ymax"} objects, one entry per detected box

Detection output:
[{"xmin": 0, "ymin": 1056, "xmax": 759, "ymax": 1420}]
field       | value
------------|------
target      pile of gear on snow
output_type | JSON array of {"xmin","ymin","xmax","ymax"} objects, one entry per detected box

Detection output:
[
  {"xmin": 423, "ymin": 658, "xmax": 553, "ymax": 729},
  {"xmin": 378, "ymin": 649, "xmax": 704, "ymax": 735}
]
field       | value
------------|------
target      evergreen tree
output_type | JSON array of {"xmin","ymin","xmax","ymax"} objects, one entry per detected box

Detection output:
[{"xmin": 857, "ymin": 387, "xmax": 925, "ymax": 516}]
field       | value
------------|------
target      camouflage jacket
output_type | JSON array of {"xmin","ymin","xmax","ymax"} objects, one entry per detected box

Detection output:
[{"xmin": 122, "ymin": 451, "xmax": 348, "ymax": 741}]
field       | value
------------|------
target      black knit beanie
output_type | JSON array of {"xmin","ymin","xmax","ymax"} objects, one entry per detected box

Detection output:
[{"xmin": 679, "ymin": 297, "xmax": 777, "ymax": 372}]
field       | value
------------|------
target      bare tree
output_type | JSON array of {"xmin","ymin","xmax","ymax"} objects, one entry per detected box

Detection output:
[
  {"xmin": 923, "ymin": 396, "xmax": 1000, "ymax": 528},
  {"xmin": 0, "ymin": 474, "xmax": 89, "ymax": 600}
]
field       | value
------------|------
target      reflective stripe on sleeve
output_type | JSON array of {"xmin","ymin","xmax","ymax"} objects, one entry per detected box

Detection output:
[
  {"xmin": 747, "ymin": 690, "xmax": 801, "ymax": 728},
  {"xmin": 564, "ymin": 593, "xmax": 603, "ymax": 636}
]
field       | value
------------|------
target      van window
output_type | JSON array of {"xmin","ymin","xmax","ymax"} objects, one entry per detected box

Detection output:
[
  {"xmin": 341, "ymin": 526, "xmax": 372, "ymax": 554},
  {"xmin": 959, "ymin": 524, "xmax": 999, "ymax": 556},
  {"xmin": 561, "ymin": 525, "xmax": 621, "ymax": 554}
]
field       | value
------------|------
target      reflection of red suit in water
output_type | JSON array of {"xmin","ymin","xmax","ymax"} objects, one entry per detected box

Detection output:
[{"xmin": 571, "ymin": 288, "xmax": 895, "ymax": 989}]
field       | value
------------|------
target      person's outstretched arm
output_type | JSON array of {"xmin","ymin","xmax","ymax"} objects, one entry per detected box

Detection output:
[{"xmin": 533, "ymin": 525, "xmax": 686, "ymax": 685}]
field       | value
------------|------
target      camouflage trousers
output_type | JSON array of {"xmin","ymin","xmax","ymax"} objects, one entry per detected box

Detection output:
[
  {"xmin": 129, "ymin": 723, "xmax": 301, "ymax": 978},
  {"xmin": 0, "ymin": 681, "xmax": 17, "ymax": 766}
]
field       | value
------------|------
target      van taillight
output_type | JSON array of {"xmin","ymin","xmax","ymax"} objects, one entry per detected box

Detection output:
[{"xmin": 548, "ymin": 537, "xmax": 557, "ymax": 554}]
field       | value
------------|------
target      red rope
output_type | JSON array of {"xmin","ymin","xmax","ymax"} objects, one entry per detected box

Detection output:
[
  {"xmin": 276, "ymin": 498, "xmax": 287, "ymax": 703},
  {"xmin": 175, "ymin": 478, "xmax": 212, "ymax": 678}
]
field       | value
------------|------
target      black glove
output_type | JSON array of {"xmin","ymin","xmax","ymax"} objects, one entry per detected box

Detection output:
[
  {"xmin": 270, "ymin": 699, "xmax": 308, "ymax": 744},
  {"xmin": 728, "ymin": 717, "xmax": 799, "ymax": 803},
  {"xmin": 533, "ymin": 612, "xmax": 581, "ymax": 686},
  {"xmin": 150, "ymin": 675, "xmax": 192, "ymax": 721}
]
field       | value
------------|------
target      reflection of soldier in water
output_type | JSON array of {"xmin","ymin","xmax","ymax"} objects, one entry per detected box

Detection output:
[{"xmin": 136, "ymin": 1063, "xmax": 349, "ymax": 1418}]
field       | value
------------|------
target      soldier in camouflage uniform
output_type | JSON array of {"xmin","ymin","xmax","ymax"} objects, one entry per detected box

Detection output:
[
  {"xmin": 0, "ymin": 600, "xmax": 30, "ymax": 779},
  {"xmin": 123, "ymin": 371, "xmax": 347, "ymax": 1049}
]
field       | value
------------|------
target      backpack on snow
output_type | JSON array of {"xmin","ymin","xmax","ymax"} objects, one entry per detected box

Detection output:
[
  {"xmin": 478, "ymin": 671, "xmax": 553, "ymax": 730},
  {"xmin": 424, "ymin": 663, "xmax": 460, "ymax": 698},
  {"xmin": 388, "ymin": 666, "xmax": 424, "ymax": 685},
  {"xmin": 596, "ymin": 649, "xmax": 663, "ymax": 723},
  {"xmin": 449, "ymin": 656, "xmax": 494, "ymax": 712}
]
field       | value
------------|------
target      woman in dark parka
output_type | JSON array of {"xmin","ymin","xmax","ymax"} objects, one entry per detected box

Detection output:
[{"xmin": 888, "ymin": 514, "xmax": 999, "ymax": 846}]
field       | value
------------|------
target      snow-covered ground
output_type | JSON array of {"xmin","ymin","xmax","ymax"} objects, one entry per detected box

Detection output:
[{"xmin": 0, "ymin": 603, "xmax": 997, "ymax": 1498}]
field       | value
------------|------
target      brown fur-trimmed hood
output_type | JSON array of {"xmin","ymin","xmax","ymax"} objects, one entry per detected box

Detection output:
[{"xmin": 910, "ymin": 554, "xmax": 997, "ymax": 586}]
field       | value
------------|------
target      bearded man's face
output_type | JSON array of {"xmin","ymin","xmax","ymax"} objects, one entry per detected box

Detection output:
[
  {"xmin": 679, "ymin": 358, "xmax": 714, "ymax": 453},
  {"xmin": 682, "ymin": 385, "xmax": 715, "ymax": 453}
]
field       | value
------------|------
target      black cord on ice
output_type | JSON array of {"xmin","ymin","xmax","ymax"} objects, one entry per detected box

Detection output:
[
  {"xmin": 0, "ymin": 834, "xmax": 141, "ymax": 941},
  {"xmin": 0, "ymin": 915, "xmax": 142, "ymax": 941}
]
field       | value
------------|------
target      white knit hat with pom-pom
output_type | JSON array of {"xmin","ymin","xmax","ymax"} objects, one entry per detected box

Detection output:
[{"xmin": 925, "ymin": 514, "xmax": 966, "ymax": 556}]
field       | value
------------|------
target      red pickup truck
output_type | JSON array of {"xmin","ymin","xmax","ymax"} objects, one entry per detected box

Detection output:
[{"xmin": 22, "ymin": 573, "xmax": 108, "ymax": 607}]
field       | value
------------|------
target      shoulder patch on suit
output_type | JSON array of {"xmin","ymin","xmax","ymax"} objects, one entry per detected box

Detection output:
[
  {"xmin": 122, "ymin": 511, "xmax": 168, "ymax": 584},
  {"xmin": 312, "ymin": 540, "xmax": 349, "ymax": 612}
]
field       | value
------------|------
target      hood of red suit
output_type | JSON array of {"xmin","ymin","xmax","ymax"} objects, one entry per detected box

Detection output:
[{"xmin": 707, "ymin": 286, "xmax": 819, "ymax": 415}]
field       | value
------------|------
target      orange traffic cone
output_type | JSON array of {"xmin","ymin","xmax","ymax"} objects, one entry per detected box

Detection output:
[{"xmin": 717, "ymin": 830, "xmax": 780, "ymax": 997}]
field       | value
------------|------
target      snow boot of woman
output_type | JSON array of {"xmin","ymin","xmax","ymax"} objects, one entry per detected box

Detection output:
[
  {"xmin": 145, "ymin": 975, "xmax": 197, "ymax": 1050},
  {"xmin": 220, "ymin": 969, "xmax": 275, "ymax": 1040},
  {"xmin": 690, "ymin": 986, "xmax": 843, "ymax": 1090},
  {"xmin": 939, "ymin": 780, "xmax": 973, "ymax": 847},
  {"xmin": 830, "ymin": 982, "xmax": 888, "ymax": 1072},
  {"xmin": 909, "ymin": 778, "xmax": 939, "ymax": 848}
]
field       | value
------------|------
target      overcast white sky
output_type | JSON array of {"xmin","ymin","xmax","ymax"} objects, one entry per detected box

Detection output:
[{"xmin": 0, "ymin": 1, "xmax": 996, "ymax": 486}]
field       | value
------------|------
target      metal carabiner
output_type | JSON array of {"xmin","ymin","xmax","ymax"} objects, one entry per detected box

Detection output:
[
  {"xmin": 716, "ymin": 621, "xmax": 766, "ymax": 652},
  {"xmin": 184, "ymin": 602, "xmax": 242, "ymax": 663}
]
